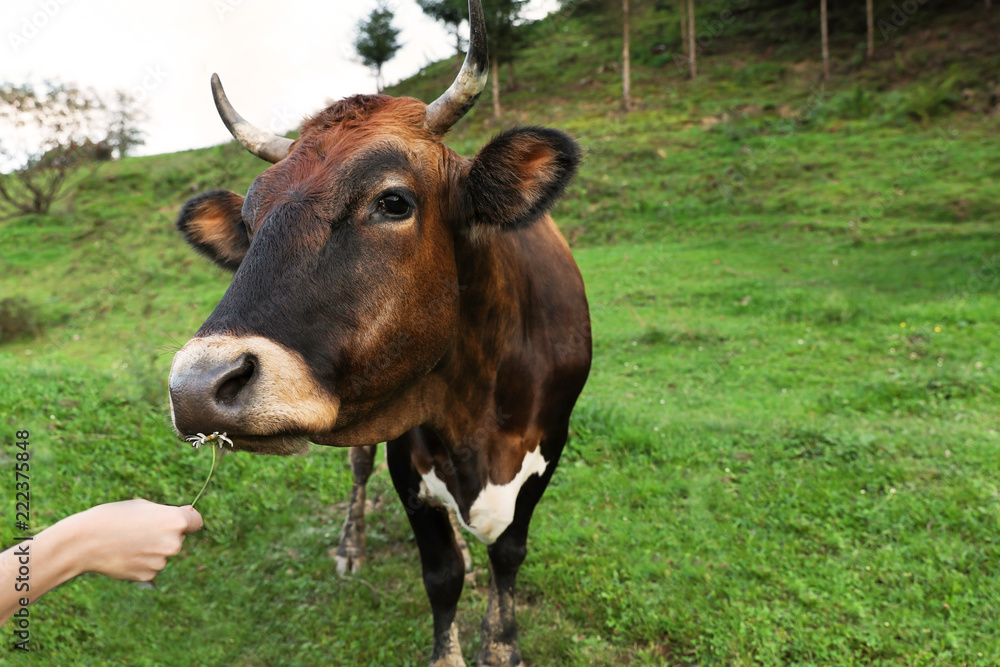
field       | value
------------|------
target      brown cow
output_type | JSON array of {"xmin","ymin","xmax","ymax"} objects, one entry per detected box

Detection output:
[{"xmin": 167, "ymin": 1, "xmax": 591, "ymax": 664}]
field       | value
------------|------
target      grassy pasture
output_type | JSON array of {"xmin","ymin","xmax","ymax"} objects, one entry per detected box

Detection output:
[{"xmin": 3, "ymin": 3, "xmax": 1000, "ymax": 665}]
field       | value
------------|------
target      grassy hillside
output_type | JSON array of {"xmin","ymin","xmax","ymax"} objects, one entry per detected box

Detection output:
[
  {"xmin": 389, "ymin": 1, "xmax": 1000, "ymax": 251},
  {"xmin": 2, "ymin": 2, "xmax": 999, "ymax": 665}
]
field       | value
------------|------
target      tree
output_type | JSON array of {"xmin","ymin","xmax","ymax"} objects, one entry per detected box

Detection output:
[
  {"xmin": 679, "ymin": 0, "xmax": 688, "ymax": 68},
  {"xmin": 107, "ymin": 91, "xmax": 146, "ymax": 159},
  {"xmin": 622, "ymin": 0, "xmax": 632, "ymax": 111},
  {"xmin": 820, "ymin": 0, "xmax": 830, "ymax": 79},
  {"xmin": 416, "ymin": 0, "xmax": 467, "ymax": 56},
  {"xmin": 865, "ymin": 0, "xmax": 874, "ymax": 60},
  {"xmin": 687, "ymin": 0, "xmax": 696, "ymax": 80},
  {"xmin": 354, "ymin": 3, "xmax": 403, "ymax": 93},
  {"xmin": 484, "ymin": 0, "xmax": 528, "ymax": 118},
  {"xmin": 0, "ymin": 80, "xmax": 139, "ymax": 218}
]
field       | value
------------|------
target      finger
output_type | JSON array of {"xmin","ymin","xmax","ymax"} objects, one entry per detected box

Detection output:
[{"xmin": 179, "ymin": 505, "xmax": 204, "ymax": 534}]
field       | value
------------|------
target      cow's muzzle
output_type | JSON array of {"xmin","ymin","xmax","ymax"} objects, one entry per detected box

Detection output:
[{"xmin": 168, "ymin": 335, "xmax": 339, "ymax": 452}]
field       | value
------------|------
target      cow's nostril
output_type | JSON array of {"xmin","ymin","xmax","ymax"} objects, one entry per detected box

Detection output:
[{"xmin": 216, "ymin": 355, "xmax": 256, "ymax": 405}]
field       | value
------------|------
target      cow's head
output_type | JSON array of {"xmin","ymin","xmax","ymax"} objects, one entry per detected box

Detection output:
[{"xmin": 168, "ymin": 0, "xmax": 580, "ymax": 454}]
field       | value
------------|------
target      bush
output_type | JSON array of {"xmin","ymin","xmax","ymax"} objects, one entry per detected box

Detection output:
[
  {"xmin": 735, "ymin": 62, "xmax": 787, "ymax": 87},
  {"xmin": 895, "ymin": 77, "xmax": 960, "ymax": 123},
  {"xmin": 827, "ymin": 85, "xmax": 879, "ymax": 120},
  {"xmin": 0, "ymin": 297, "xmax": 41, "ymax": 343}
]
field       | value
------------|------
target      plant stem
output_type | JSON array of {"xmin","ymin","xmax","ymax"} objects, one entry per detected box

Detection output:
[{"xmin": 191, "ymin": 443, "xmax": 217, "ymax": 508}]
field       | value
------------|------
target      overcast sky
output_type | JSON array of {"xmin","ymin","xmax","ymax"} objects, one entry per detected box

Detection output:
[{"xmin": 2, "ymin": 0, "xmax": 556, "ymax": 158}]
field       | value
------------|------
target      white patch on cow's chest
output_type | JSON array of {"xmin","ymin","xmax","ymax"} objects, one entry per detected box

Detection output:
[{"xmin": 420, "ymin": 447, "xmax": 548, "ymax": 545}]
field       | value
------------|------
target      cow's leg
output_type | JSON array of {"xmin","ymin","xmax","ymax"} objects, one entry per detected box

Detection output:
[
  {"xmin": 334, "ymin": 444, "xmax": 377, "ymax": 575},
  {"xmin": 476, "ymin": 440, "xmax": 563, "ymax": 667},
  {"xmin": 387, "ymin": 434, "xmax": 467, "ymax": 667},
  {"xmin": 448, "ymin": 508, "xmax": 474, "ymax": 574}
]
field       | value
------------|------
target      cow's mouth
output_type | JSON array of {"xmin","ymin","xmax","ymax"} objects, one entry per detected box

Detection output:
[{"xmin": 179, "ymin": 431, "xmax": 311, "ymax": 456}]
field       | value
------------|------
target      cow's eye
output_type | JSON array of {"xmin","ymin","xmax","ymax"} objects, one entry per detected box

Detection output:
[{"xmin": 378, "ymin": 193, "xmax": 411, "ymax": 218}]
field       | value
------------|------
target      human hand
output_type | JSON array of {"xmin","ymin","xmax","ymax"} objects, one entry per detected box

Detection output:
[{"xmin": 66, "ymin": 499, "xmax": 203, "ymax": 581}]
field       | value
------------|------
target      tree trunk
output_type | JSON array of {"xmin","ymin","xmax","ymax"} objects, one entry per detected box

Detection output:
[
  {"xmin": 622, "ymin": 0, "xmax": 632, "ymax": 111},
  {"xmin": 821, "ymin": 0, "xmax": 830, "ymax": 80},
  {"xmin": 455, "ymin": 22, "xmax": 463, "ymax": 57},
  {"xmin": 507, "ymin": 61, "xmax": 516, "ymax": 91},
  {"xmin": 866, "ymin": 0, "xmax": 874, "ymax": 59},
  {"xmin": 687, "ymin": 0, "xmax": 696, "ymax": 80},
  {"xmin": 491, "ymin": 59, "xmax": 501, "ymax": 119},
  {"xmin": 679, "ymin": 0, "xmax": 688, "ymax": 63}
]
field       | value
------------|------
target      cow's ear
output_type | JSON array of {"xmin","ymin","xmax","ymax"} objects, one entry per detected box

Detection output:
[
  {"xmin": 462, "ymin": 126, "xmax": 581, "ymax": 234},
  {"xmin": 176, "ymin": 190, "xmax": 249, "ymax": 271}
]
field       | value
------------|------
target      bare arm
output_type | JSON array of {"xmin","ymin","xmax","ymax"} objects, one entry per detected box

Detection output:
[{"xmin": 0, "ymin": 500, "xmax": 203, "ymax": 625}]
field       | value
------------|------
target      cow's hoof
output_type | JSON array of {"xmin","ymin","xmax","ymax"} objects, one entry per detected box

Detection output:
[
  {"xmin": 333, "ymin": 551, "xmax": 364, "ymax": 575},
  {"xmin": 476, "ymin": 643, "xmax": 522, "ymax": 667},
  {"xmin": 333, "ymin": 512, "xmax": 367, "ymax": 574},
  {"xmin": 430, "ymin": 654, "xmax": 467, "ymax": 667},
  {"xmin": 429, "ymin": 623, "xmax": 467, "ymax": 667}
]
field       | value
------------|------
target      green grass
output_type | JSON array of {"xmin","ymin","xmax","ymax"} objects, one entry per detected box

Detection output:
[
  {"xmin": 2, "ymin": 3, "xmax": 1000, "ymax": 665},
  {"xmin": 3, "ymin": 230, "xmax": 999, "ymax": 665}
]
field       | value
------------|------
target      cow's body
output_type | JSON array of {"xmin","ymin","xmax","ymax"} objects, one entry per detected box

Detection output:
[
  {"xmin": 401, "ymin": 214, "xmax": 590, "ymax": 537},
  {"xmin": 167, "ymin": 4, "xmax": 589, "ymax": 664}
]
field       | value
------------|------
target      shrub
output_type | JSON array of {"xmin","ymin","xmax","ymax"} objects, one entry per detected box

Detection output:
[{"xmin": 0, "ymin": 297, "xmax": 41, "ymax": 343}]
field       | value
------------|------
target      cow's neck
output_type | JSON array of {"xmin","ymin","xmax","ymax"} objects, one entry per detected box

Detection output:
[{"xmin": 429, "ymin": 228, "xmax": 529, "ymax": 447}]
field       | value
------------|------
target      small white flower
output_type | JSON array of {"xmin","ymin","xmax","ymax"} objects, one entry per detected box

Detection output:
[{"xmin": 187, "ymin": 431, "xmax": 233, "ymax": 449}]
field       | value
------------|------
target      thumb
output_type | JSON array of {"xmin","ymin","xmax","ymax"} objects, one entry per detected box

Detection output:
[{"xmin": 179, "ymin": 505, "xmax": 204, "ymax": 534}]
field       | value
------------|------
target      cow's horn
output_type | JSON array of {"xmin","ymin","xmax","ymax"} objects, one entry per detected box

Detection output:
[
  {"xmin": 211, "ymin": 73, "xmax": 294, "ymax": 163},
  {"xmin": 423, "ymin": 0, "xmax": 489, "ymax": 135}
]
